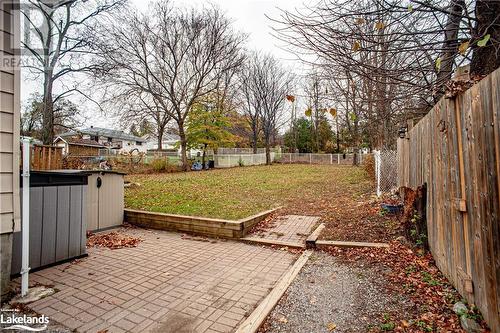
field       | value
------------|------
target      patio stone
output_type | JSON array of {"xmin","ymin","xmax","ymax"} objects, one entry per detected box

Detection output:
[{"xmin": 20, "ymin": 227, "xmax": 296, "ymax": 332}]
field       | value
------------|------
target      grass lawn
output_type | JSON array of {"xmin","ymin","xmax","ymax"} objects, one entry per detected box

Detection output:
[{"xmin": 125, "ymin": 164, "xmax": 370, "ymax": 220}]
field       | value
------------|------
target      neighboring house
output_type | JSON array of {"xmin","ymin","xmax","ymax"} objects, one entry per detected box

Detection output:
[
  {"xmin": 54, "ymin": 136, "xmax": 105, "ymax": 156},
  {"xmin": 144, "ymin": 133, "xmax": 181, "ymax": 151},
  {"xmin": 0, "ymin": 2, "xmax": 20, "ymax": 299},
  {"xmin": 58, "ymin": 126, "xmax": 147, "ymax": 153}
]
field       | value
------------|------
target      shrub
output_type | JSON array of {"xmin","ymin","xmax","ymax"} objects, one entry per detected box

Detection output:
[
  {"xmin": 363, "ymin": 153, "xmax": 375, "ymax": 180},
  {"xmin": 151, "ymin": 158, "xmax": 169, "ymax": 172}
]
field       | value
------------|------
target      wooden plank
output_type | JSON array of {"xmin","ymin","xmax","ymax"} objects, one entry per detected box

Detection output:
[
  {"xmin": 468, "ymin": 81, "xmax": 487, "ymax": 319},
  {"xmin": 235, "ymin": 250, "xmax": 312, "ymax": 333},
  {"xmin": 476, "ymin": 74, "xmax": 499, "ymax": 328},
  {"xmin": 489, "ymin": 68, "xmax": 500, "ymax": 333},
  {"xmin": 315, "ymin": 240, "xmax": 389, "ymax": 248},
  {"xmin": 306, "ymin": 223, "xmax": 325, "ymax": 248},
  {"xmin": 461, "ymin": 81, "xmax": 479, "ymax": 308},
  {"xmin": 241, "ymin": 237, "xmax": 305, "ymax": 249}
]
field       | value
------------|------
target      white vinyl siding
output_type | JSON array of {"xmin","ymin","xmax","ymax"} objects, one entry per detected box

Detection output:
[{"xmin": 0, "ymin": 4, "xmax": 20, "ymax": 234}]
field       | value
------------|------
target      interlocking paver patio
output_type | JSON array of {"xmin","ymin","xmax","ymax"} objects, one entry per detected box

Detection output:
[
  {"xmin": 20, "ymin": 227, "xmax": 297, "ymax": 332},
  {"xmin": 243, "ymin": 215, "xmax": 320, "ymax": 246}
]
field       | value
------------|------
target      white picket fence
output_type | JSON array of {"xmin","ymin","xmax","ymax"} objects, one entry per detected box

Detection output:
[
  {"xmin": 276, "ymin": 153, "xmax": 363, "ymax": 165},
  {"xmin": 214, "ymin": 153, "xmax": 276, "ymax": 168}
]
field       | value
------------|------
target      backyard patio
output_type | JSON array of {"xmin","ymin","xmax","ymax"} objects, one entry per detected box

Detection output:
[{"xmin": 17, "ymin": 227, "xmax": 296, "ymax": 333}]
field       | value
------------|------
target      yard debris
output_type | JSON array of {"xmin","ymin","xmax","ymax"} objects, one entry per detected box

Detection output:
[
  {"xmin": 321, "ymin": 242, "xmax": 491, "ymax": 332},
  {"xmin": 61, "ymin": 258, "xmax": 84, "ymax": 272},
  {"xmin": 86, "ymin": 231, "xmax": 142, "ymax": 249},
  {"xmin": 250, "ymin": 213, "xmax": 279, "ymax": 236},
  {"xmin": 444, "ymin": 76, "xmax": 485, "ymax": 99},
  {"xmin": 327, "ymin": 322, "xmax": 336, "ymax": 331},
  {"xmin": 180, "ymin": 234, "xmax": 216, "ymax": 242}
]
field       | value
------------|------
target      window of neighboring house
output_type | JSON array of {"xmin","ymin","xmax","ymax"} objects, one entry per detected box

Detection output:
[
  {"xmin": 136, "ymin": 141, "xmax": 142, "ymax": 146},
  {"xmin": 91, "ymin": 135, "xmax": 98, "ymax": 141},
  {"xmin": 107, "ymin": 137, "xmax": 113, "ymax": 142}
]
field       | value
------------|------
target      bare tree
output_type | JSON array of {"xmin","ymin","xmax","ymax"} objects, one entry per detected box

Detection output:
[
  {"xmin": 21, "ymin": 92, "xmax": 84, "ymax": 138},
  {"xmin": 21, "ymin": 0, "xmax": 124, "ymax": 144},
  {"xmin": 244, "ymin": 52, "xmax": 294, "ymax": 164},
  {"xmin": 269, "ymin": 0, "xmax": 500, "ymax": 148},
  {"xmin": 237, "ymin": 55, "xmax": 262, "ymax": 153},
  {"xmin": 94, "ymin": 2, "xmax": 246, "ymax": 170}
]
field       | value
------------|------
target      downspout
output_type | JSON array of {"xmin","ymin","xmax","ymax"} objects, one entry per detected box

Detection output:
[{"xmin": 21, "ymin": 137, "xmax": 31, "ymax": 297}]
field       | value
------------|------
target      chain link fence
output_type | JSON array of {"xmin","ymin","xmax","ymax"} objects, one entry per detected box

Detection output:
[{"xmin": 373, "ymin": 149, "xmax": 398, "ymax": 196}]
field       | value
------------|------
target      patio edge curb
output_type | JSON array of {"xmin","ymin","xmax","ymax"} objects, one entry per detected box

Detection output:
[
  {"xmin": 315, "ymin": 240, "xmax": 390, "ymax": 248},
  {"xmin": 234, "ymin": 250, "xmax": 313, "ymax": 333}
]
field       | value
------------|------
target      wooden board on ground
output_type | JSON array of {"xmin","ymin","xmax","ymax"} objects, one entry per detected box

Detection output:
[{"xmin": 235, "ymin": 250, "xmax": 313, "ymax": 333}]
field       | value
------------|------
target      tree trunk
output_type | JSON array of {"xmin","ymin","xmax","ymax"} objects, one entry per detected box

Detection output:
[
  {"xmin": 352, "ymin": 116, "xmax": 360, "ymax": 166},
  {"xmin": 41, "ymin": 76, "xmax": 54, "ymax": 145},
  {"xmin": 252, "ymin": 127, "xmax": 258, "ymax": 154},
  {"xmin": 157, "ymin": 125, "xmax": 165, "ymax": 150},
  {"xmin": 178, "ymin": 123, "xmax": 188, "ymax": 171},
  {"xmin": 265, "ymin": 143, "xmax": 271, "ymax": 165},
  {"xmin": 202, "ymin": 143, "xmax": 207, "ymax": 168},
  {"xmin": 470, "ymin": 0, "xmax": 500, "ymax": 77},
  {"xmin": 435, "ymin": 0, "xmax": 465, "ymax": 98}
]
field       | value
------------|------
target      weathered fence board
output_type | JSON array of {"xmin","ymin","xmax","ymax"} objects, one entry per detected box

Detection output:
[
  {"xmin": 21, "ymin": 144, "xmax": 63, "ymax": 170},
  {"xmin": 397, "ymin": 68, "xmax": 500, "ymax": 332}
]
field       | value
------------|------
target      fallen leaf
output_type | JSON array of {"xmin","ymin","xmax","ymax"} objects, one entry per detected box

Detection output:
[{"xmin": 477, "ymin": 34, "xmax": 490, "ymax": 47}]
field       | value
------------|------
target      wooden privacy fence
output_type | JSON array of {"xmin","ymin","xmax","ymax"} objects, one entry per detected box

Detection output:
[
  {"xmin": 397, "ymin": 68, "xmax": 499, "ymax": 332},
  {"xmin": 21, "ymin": 144, "xmax": 63, "ymax": 170}
]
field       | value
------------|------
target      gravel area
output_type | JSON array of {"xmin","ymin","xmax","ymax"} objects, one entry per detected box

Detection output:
[{"xmin": 260, "ymin": 252, "xmax": 414, "ymax": 333}]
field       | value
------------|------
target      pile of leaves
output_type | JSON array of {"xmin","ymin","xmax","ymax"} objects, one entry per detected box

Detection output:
[
  {"xmin": 323, "ymin": 242, "xmax": 490, "ymax": 332},
  {"xmin": 444, "ymin": 75, "xmax": 486, "ymax": 98},
  {"xmin": 311, "ymin": 194, "xmax": 403, "ymax": 243},
  {"xmin": 86, "ymin": 231, "xmax": 142, "ymax": 249},
  {"xmin": 248, "ymin": 213, "xmax": 279, "ymax": 236}
]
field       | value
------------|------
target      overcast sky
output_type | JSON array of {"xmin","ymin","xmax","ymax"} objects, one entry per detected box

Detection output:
[
  {"xmin": 21, "ymin": 0, "xmax": 308, "ymax": 130},
  {"xmin": 131, "ymin": 0, "xmax": 306, "ymax": 63}
]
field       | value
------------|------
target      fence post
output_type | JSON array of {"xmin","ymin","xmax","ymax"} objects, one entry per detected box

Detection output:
[
  {"xmin": 289, "ymin": 153, "xmax": 291, "ymax": 163},
  {"xmin": 374, "ymin": 150, "xmax": 381, "ymax": 197},
  {"xmin": 337, "ymin": 154, "xmax": 340, "ymax": 164},
  {"xmin": 309, "ymin": 153, "xmax": 312, "ymax": 164}
]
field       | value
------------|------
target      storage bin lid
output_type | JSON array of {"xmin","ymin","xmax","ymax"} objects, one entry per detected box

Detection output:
[{"xmin": 20, "ymin": 170, "xmax": 90, "ymax": 187}]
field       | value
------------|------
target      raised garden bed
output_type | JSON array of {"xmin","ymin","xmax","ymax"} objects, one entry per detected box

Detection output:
[{"xmin": 124, "ymin": 208, "xmax": 278, "ymax": 238}]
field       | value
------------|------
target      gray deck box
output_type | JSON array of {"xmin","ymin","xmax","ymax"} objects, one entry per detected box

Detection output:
[{"xmin": 11, "ymin": 171, "xmax": 89, "ymax": 275}]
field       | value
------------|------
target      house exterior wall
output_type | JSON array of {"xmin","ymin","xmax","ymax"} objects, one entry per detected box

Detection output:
[
  {"xmin": 81, "ymin": 134, "xmax": 148, "ymax": 154},
  {"xmin": 0, "ymin": 1, "xmax": 20, "ymax": 298}
]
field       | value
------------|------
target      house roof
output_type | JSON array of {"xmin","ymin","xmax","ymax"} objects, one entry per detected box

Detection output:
[
  {"xmin": 54, "ymin": 136, "xmax": 105, "ymax": 148},
  {"xmin": 163, "ymin": 133, "xmax": 181, "ymax": 142},
  {"xmin": 58, "ymin": 126, "xmax": 147, "ymax": 142}
]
